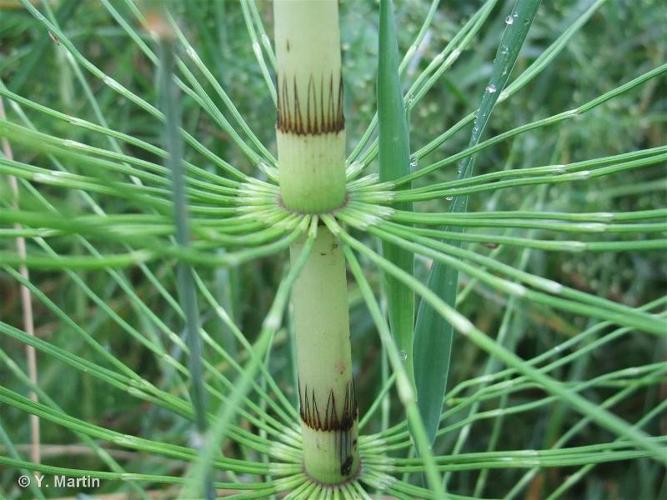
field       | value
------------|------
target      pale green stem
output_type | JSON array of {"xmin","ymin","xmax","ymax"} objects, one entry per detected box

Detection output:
[
  {"xmin": 274, "ymin": 0, "xmax": 346, "ymax": 213},
  {"xmin": 273, "ymin": 0, "xmax": 359, "ymax": 484},
  {"xmin": 290, "ymin": 229, "xmax": 359, "ymax": 484}
]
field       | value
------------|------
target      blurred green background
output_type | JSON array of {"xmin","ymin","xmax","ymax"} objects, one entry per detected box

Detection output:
[{"xmin": 1, "ymin": 0, "xmax": 665, "ymax": 498}]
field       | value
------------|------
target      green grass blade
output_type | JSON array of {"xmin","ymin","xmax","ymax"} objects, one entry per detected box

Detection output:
[
  {"xmin": 155, "ymin": 18, "xmax": 214, "ymax": 500},
  {"xmin": 414, "ymin": 0, "xmax": 542, "ymax": 446},
  {"xmin": 377, "ymin": 0, "xmax": 415, "ymax": 386},
  {"xmin": 0, "ymin": 418, "xmax": 46, "ymax": 500},
  {"xmin": 8, "ymin": 0, "xmax": 79, "ymax": 94}
]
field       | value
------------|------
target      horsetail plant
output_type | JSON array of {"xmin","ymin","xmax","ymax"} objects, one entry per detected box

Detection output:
[
  {"xmin": 1, "ymin": 0, "xmax": 666, "ymax": 498},
  {"xmin": 274, "ymin": 0, "xmax": 359, "ymax": 484}
]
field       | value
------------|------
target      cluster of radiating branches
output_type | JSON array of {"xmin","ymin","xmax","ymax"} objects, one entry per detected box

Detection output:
[{"xmin": 0, "ymin": 0, "xmax": 665, "ymax": 498}]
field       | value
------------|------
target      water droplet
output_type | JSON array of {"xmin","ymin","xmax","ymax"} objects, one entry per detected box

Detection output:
[
  {"xmin": 102, "ymin": 75, "xmax": 122, "ymax": 91},
  {"xmin": 445, "ymin": 195, "xmax": 453, "ymax": 201},
  {"xmin": 500, "ymin": 46, "xmax": 509, "ymax": 55},
  {"xmin": 485, "ymin": 84, "xmax": 497, "ymax": 94},
  {"xmin": 188, "ymin": 431, "xmax": 205, "ymax": 449},
  {"xmin": 68, "ymin": 116, "xmax": 85, "ymax": 126},
  {"xmin": 63, "ymin": 139, "xmax": 87, "ymax": 149},
  {"xmin": 399, "ymin": 351, "xmax": 408, "ymax": 361},
  {"xmin": 54, "ymin": 170, "xmax": 77, "ymax": 180},
  {"xmin": 113, "ymin": 434, "xmax": 135, "ymax": 446},
  {"xmin": 505, "ymin": 15, "xmax": 514, "ymax": 25},
  {"xmin": 186, "ymin": 46, "xmax": 201, "ymax": 62},
  {"xmin": 409, "ymin": 155, "xmax": 418, "ymax": 170},
  {"xmin": 540, "ymin": 278, "xmax": 564, "ymax": 294},
  {"xmin": 508, "ymin": 283, "xmax": 527, "ymax": 297}
]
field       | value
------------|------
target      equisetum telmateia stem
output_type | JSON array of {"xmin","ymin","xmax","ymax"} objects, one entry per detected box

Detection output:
[{"xmin": 274, "ymin": 0, "xmax": 360, "ymax": 484}]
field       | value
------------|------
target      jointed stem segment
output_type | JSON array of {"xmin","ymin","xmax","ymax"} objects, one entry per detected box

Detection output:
[
  {"xmin": 290, "ymin": 230, "xmax": 359, "ymax": 483},
  {"xmin": 274, "ymin": 0, "xmax": 346, "ymax": 214},
  {"xmin": 273, "ymin": 0, "xmax": 359, "ymax": 484}
]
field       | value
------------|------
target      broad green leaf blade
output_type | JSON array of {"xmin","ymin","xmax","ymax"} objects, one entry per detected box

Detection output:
[
  {"xmin": 414, "ymin": 0, "xmax": 542, "ymax": 445},
  {"xmin": 378, "ymin": 0, "xmax": 415, "ymax": 384}
]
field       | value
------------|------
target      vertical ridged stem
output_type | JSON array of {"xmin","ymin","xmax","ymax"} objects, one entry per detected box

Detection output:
[
  {"xmin": 274, "ymin": 0, "xmax": 359, "ymax": 484},
  {"xmin": 1, "ymin": 98, "xmax": 40, "ymax": 467}
]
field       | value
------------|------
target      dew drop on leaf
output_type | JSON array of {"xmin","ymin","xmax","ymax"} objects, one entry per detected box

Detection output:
[
  {"xmin": 505, "ymin": 15, "xmax": 514, "ymax": 25},
  {"xmin": 485, "ymin": 84, "xmax": 497, "ymax": 94}
]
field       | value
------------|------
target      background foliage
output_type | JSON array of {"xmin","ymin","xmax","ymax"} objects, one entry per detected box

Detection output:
[{"xmin": 1, "ymin": 0, "xmax": 665, "ymax": 498}]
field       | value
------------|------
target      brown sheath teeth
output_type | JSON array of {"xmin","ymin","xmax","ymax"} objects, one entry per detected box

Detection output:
[
  {"xmin": 298, "ymin": 380, "xmax": 358, "ymax": 432},
  {"xmin": 277, "ymin": 73, "xmax": 344, "ymax": 135},
  {"xmin": 298, "ymin": 379, "xmax": 358, "ymax": 477}
]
